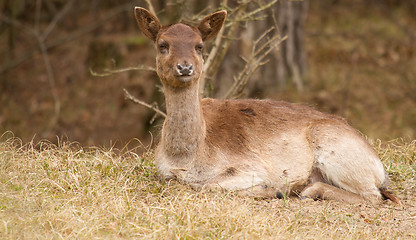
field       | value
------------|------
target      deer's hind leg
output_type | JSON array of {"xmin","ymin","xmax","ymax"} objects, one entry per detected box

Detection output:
[
  {"xmin": 304, "ymin": 122, "xmax": 387, "ymax": 204},
  {"xmin": 197, "ymin": 167, "xmax": 283, "ymax": 199},
  {"xmin": 300, "ymin": 182, "xmax": 366, "ymax": 203}
]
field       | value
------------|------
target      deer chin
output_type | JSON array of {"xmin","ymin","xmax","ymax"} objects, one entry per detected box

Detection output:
[
  {"xmin": 176, "ymin": 75, "xmax": 195, "ymax": 83},
  {"xmin": 167, "ymin": 74, "xmax": 198, "ymax": 87},
  {"xmin": 162, "ymin": 75, "xmax": 197, "ymax": 88}
]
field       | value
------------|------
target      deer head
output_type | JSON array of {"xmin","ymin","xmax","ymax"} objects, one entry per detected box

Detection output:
[{"xmin": 134, "ymin": 7, "xmax": 227, "ymax": 88}]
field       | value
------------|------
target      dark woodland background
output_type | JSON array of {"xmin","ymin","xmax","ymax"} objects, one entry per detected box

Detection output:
[{"xmin": 1, "ymin": 0, "xmax": 415, "ymax": 151}]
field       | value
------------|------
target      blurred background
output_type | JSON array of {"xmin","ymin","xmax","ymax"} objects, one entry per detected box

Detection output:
[{"xmin": 1, "ymin": 0, "xmax": 415, "ymax": 150}]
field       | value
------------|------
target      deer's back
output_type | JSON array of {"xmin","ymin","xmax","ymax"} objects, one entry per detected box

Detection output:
[{"xmin": 201, "ymin": 98, "xmax": 349, "ymax": 153}]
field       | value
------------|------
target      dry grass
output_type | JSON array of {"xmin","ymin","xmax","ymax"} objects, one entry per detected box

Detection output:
[{"xmin": 0, "ymin": 135, "xmax": 415, "ymax": 239}]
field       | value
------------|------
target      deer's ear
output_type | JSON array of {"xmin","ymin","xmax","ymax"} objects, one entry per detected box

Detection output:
[
  {"xmin": 134, "ymin": 7, "xmax": 161, "ymax": 42},
  {"xmin": 197, "ymin": 10, "xmax": 227, "ymax": 41}
]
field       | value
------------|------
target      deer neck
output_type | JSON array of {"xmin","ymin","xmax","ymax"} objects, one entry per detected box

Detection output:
[{"xmin": 161, "ymin": 83, "xmax": 206, "ymax": 158}]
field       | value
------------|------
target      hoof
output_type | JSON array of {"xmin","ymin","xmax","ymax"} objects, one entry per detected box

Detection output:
[{"xmin": 276, "ymin": 191, "xmax": 284, "ymax": 199}]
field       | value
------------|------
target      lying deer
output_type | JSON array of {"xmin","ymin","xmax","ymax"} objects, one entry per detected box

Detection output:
[{"xmin": 134, "ymin": 7, "xmax": 400, "ymax": 204}]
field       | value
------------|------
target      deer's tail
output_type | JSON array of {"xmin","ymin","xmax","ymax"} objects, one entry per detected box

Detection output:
[{"xmin": 380, "ymin": 188, "xmax": 401, "ymax": 206}]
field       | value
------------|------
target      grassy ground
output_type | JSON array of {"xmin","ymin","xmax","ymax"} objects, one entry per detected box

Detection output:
[{"xmin": 0, "ymin": 135, "xmax": 415, "ymax": 239}]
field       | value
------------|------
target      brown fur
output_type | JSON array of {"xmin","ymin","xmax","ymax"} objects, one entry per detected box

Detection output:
[
  {"xmin": 202, "ymin": 98, "xmax": 346, "ymax": 155},
  {"xmin": 134, "ymin": 7, "xmax": 400, "ymax": 205}
]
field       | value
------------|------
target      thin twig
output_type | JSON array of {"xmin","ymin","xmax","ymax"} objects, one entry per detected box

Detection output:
[
  {"xmin": 41, "ymin": 0, "xmax": 76, "ymax": 41},
  {"xmin": 123, "ymin": 88, "xmax": 166, "ymax": 118},
  {"xmin": 35, "ymin": 0, "xmax": 76, "ymax": 126},
  {"xmin": 224, "ymin": 32, "xmax": 287, "ymax": 99},
  {"xmin": 199, "ymin": 2, "xmax": 249, "ymax": 96},
  {"xmin": 199, "ymin": 24, "xmax": 225, "ymax": 95},
  {"xmin": 254, "ymin": 27, "xmax": 275, "ymax": 54},
  {"xmin": 37, "ymin": 35, "xmax": 61, "ymax": 125},
  {"xmin": 2, "ymin": 3, "xmax": 62, "ymax": 126},
  {"xmin": 90, "ymin": 65, "xmax": 156, "ymax": 77},
  {"xmin": 145, "ymin": 0, "xmax": 156, "ymax": 16},
  {"xmin": 239, "ymin": 0, "xmax": 279, "ymax": 21},
  {"xmin": 0, "ymin": 4, "xmax": 131, "ymax": 74},
  {"xmin": 199, "ymin": 0, "xmax": 280, "ymax": 97}
]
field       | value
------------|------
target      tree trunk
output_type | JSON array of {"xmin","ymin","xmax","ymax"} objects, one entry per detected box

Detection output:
[
  {"xmin": 212, "ymin": 0, "xmax": 309, "ymax": 98},
  {"xmin": 276, "ymin": 0, "xmax": 308, "ymax": 92}
]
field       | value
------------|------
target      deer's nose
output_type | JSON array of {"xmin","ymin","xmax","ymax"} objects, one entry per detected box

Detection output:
[{"xmin": 176, "ymin": 63, "xmax": 193, "ymax": 76}]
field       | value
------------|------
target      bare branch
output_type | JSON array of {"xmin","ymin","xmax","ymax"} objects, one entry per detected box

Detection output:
[
  {"xmin": 224, "ymin": 32, "xmax": 287, "ymax": 99},
  {"xmin": 239, "ymin": 0, "xmax": 279, "ymax": 21},
  {"xmin": 199, "ymin": 0, "xmax": 281, "ymax": 97},
  {"xmin": 35, "ymin": 0, "xmax": 76, "ymax": 127},
  {"xmin": 90, "ymin": 65, "xmax": 156, "ymax": 77},
  {"xmin": 1, "ymin": 7, "xmax": 62, "ymax": 126},
  {"xmin": 145, "ymin": 0, "xmax": 157, "ymax": 16},
  {"xmin": 199, "ymin": 24, "xmax": 225, "ymax": 95},
  {"xmin": 199, "ymin": 2, "xmax": 249, "ymax": 96},
  {"xmin": 123, "ymin": 88, "xmax": 166, "ymax": 119},
  {"xmin": 37, "ymin": 35, "xmax": 61, "ymax": 126},
  {"xmin": 0, "ymin": 4, "xmax": 131, "ymax": 74},
  {"xmin": 41, "ymin": 0, "xmax": 76, "ymax": 41}
]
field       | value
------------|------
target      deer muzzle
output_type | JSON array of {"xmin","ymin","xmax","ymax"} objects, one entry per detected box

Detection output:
[{"xmin": 176, "ymin": 63, "xmax": 193, "ymax": 76}]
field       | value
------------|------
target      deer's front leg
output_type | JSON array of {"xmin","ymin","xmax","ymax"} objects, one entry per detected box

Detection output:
[{"xmin": 192, "ymin": 172, "xmax": 284, "ymax": 199}]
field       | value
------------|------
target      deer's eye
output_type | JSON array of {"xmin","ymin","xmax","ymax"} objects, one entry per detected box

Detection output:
[
  {"xmin": 158, "ymin": 42, "xmax": 169, "ymax": 54},
  {"xmin": 195, "ymin": 44, "xmax": 203, "ymax": 54}
]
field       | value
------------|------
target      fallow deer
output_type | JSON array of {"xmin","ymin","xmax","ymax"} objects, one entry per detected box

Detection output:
[{"xmin": 134, "ymin": 7, "xmax": 400, "ymax": 204}]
